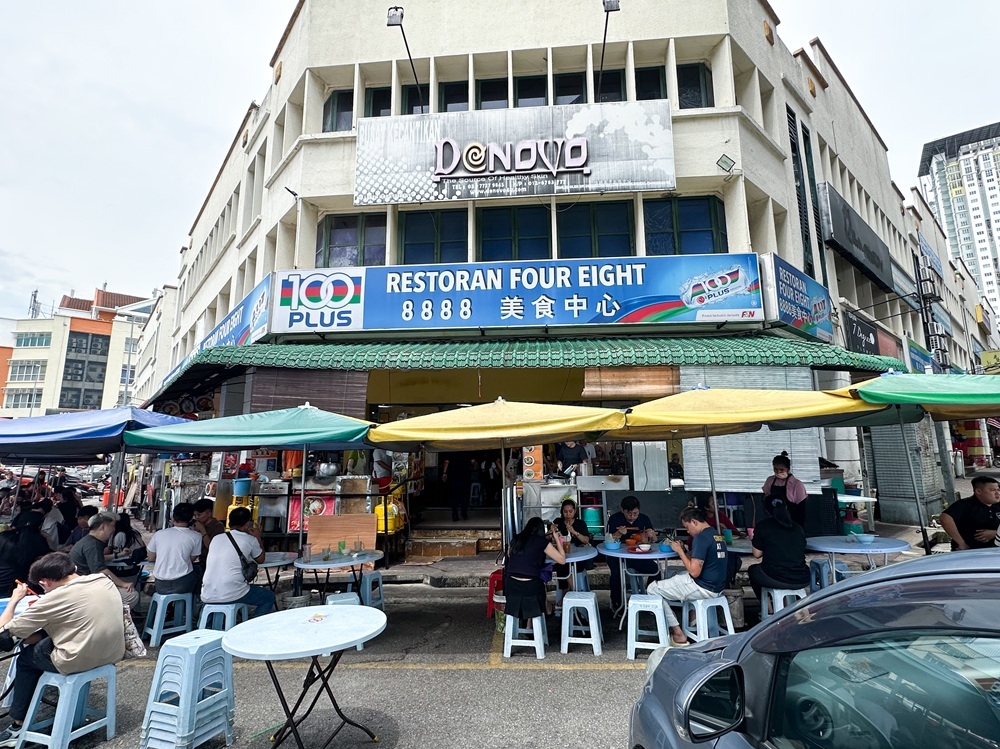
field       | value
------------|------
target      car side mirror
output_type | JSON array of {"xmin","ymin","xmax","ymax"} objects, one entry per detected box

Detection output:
[{"xmin": 673, "ymin": 662, "xmax": 745, "ymax": 742}]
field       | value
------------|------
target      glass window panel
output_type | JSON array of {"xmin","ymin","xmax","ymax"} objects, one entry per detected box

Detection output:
[
  {"xmin": 440, "ymin": 241, "xmax": 467, "ymax": 264},
  {"xmin": 597, "ymin": 69, "xmax": 625, "ymax": 103},
  {"xmin": 478, "ymin": 78, "xmax": 508, "ymax": 110},
  {"xmin": 334, "ymin": 91, "xmax": 354, "ymax": 131},
  {"xmin": 518, "ymin": 206, "xmax": 550, "ymax": 238},
  {"xmin": 366, "ymin": 87, "xmax": 392, "ymax": 117},
  {"xmin": 595, "ymin": 202, "xmax": 630, "ymax": 234},
  {"xmin": 403, "ymin": 242, "xmax": 435, "ymax": 265},
  {"xmin": 518, "ymin": 237, "xmax": 550, "ymax": 260},
  {"xmin": 515, "ymin": 75, "xmax": 547, "ymax": 108},
  {"xmin": 440, "ymin": 211, "xmax": 468, "ymax": 241},
  {"xmin": 645, "ymin": 232, "xmax": 676, "ymax": 256},
  {"xmin": 679, "ymin": 231, "xmax": 716, "ymax": 254},
  {"xmin": 677, "ymin": 63, "xmax": 713, "ymax": 109},
  {"xmin": 597, "ymin": 233, "xmax": 631, "ymax": 258},
  {"xmin": 440, "ymin": 81, "xmax": 469, "ymax": 112},
  {"xmin": 636, "ymin": 67, "xmax": 666, "ymax": 101},
  {"xmin": 403, "ymin": 84, "xmax": 429, "ymax": 114},
  {"xmin": 558, "ymin": 205, "xmax": 591, "ymax": 238},
  {"xmin": 362, "ymin": 214, "xmax": 387, "ymax": 266},
  {"xmin": 480, "ymin": 208, "xmax": 513, "ymax": 239},
  {"xmin": 559, "ymin": 235, "xmax": 592, "ymax": 259},
  {"xmin": 481, "ymin": 239, "xmax": 513, "ymax": 263},
  {"xmin": 678, "ymin": 199, "xmax": 712, "ymax": 229},
  {"xmin": 554, "ymin": 73, "xmax": 586, "ymax": 105}
]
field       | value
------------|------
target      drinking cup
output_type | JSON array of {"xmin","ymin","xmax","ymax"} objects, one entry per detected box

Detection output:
[
  {"xmin": 338, "ymin": 540, "xmax": 347, "ymax": 554},
  {"xmin": 723, "ymin": 529, "xmax": 733, "ymax": 544}
]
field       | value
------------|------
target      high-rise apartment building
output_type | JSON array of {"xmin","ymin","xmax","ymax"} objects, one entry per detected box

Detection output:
[{"xmin": 919, "ymin": 122, "xmax": 1000, "ymax": 310}]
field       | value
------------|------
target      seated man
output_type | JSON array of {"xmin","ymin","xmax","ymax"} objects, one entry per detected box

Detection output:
[
  {"xmin": 147, "ymin": 502, "xmax": 202, "ymax": 595},
  {"xmin": 939, "ymin": 475, "xmax": 1000, "ymax": 550},
  {"xmin": 0, "ymin": 552, "xmax": 124, "ymax": 747},
  {"xmin": 69, "ymin": 511, "xmax": 139, "ymax": 609},
  {"xmin": 201, "ymin": 507, "xmax": 274, "ymax": 617},
  {"xmin": 62, "ymin": 505, "xmax": 99, "ymax": 549},
  {"xmin": 606, "ymin": 495, "xmax": 658, "ymax": 610},
  {"xmin": 648, "ymin": 506, "xmax": 729, "ymax": 646},
  {"xmin": 192, "ymin": 499, "xmax": 226, "ymax": 568}
]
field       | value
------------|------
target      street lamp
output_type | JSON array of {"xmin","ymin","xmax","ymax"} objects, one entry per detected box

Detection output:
[
  {"xmin": 597, "ymin": 0, "xmax": 621, "ymax": 103},
  {"xmin": 387, "ymin": 6, "xmax": 424, "ymax": 113}
]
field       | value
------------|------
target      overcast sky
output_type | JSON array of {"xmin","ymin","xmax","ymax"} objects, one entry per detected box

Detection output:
[{"xmin": 0, "ymin": 1, "xmax": 996, "ymax": 321}]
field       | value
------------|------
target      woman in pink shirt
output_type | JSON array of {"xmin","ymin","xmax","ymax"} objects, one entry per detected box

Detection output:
[{"xmin": 762, "ymin": 452, "xmax": 808, "ymax": 529}]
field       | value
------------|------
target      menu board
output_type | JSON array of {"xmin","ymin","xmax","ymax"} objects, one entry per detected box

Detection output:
[{"xmin": 521, "ymin": 445, "xmax": 543, "ymax": 482}]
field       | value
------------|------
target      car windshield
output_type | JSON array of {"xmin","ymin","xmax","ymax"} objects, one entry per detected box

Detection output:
[{"xmin": 767, "ymin": 630, "xmax": 1000, "ymax": 749}]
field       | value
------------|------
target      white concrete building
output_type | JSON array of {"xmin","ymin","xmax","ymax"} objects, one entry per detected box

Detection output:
[
  {"xmin": 134, "ymin": 286, "xmax": 177, "ymax": 406},
  {"xmin": 919, "ymin": 122, "xmax": 1000, "ymax": 310}
]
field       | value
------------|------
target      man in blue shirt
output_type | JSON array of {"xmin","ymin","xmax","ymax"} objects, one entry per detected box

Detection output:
[{"xmin": 647, "ymin": 506, "xmax": 729, "ymax": 646}]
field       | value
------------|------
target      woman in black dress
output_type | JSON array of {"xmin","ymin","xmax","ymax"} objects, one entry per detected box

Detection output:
[
  {"xmin": 504, "ymin": 517, "xmax": 566, "ymax": 621},
  {"xmin": 749, "ymin": 496, "xmax": 811, "ymax": 609}
]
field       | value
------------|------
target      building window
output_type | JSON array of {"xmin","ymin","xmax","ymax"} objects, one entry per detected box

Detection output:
[
  {"xmin": 787, "ymin": 107, "xmax": 815, "ymax": 278},
  {"xmin": 477, "ymin": 78, "xmax": 508, "ymax": 110},
  {"xmin": 403, "ymin": 84, "xmax": 429, "ymax": 115},
  {"xmin": 4, "ymin": 389, "xmax": 42, "ymax": 410},
  {"xmin": 316, "ymin": 214, "xmax": 387, "ymax": 268},
  {"xmin": 644, "ymin": 196, "xmax": 728, "ymax": 255},
  {"xmin": 557, "ymin": 202, "xmax": 634, "ymax": 258},
  {"xmin": 365, "ymin": 87, "xmax": 392, "ymax": 118},
  {"xmin": 120, "ymin": 365, "xmax": 135, "ymax": 386},
  {"xmin": 677, "ymin": 63, "xmax": 714, "ymax": 109},
  {"xmin": 400, "ymin": 210, "xmax": 467, "ymax": 264},
  {"xmin": 554, "ymin": 72, "xmax": 587, "ymax": 105},
  {"xmin": 58, "ymin": 389, "xmax": 81, "ymax": 409},
  {"xmin": 124, "ymin": 337, "xmax": 139, "ymax": 354},
  {"xmin": 439, "ymin": 81, "xmax": 469, "ymax": 112},
  {"xmin": 515, "ymin": 75, "xmax": 547, "ymax": 108},
  {"xmin": 636, "ymin": 66, "xmax": 666, "ymax": 100},
  {"xmin": 81, "ymin": 389, "xmax": 102, "ymax": 409},
  {"xmin": 322, "ymin": 90, "xmax": 354, "ymax": 132},
  {"xmin": 8, "ymin": 361, "xmax": 45, "ymax": 382},
  {"xmin": 597, "ymin": 69, "xmax": 625, "ymax": 103},
  {"xmin": 14, "ymin": 332, "xmax": 50, "ymax": 348},
  {"xmin": 478, "ymin": 206, "xmax": 550, "ymax": 262}
]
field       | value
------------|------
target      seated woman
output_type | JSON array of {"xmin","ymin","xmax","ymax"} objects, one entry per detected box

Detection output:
[
  {"xmin": 551, "ymin": 499, "xmax": 594, "ymax": 603},
  {"xmin": 749, "ymin": 496, "xmax": 811, "ymax": 610},
  {"xmin": 0, "ymin": 510, "xmax": 52, "ymax": 597},
  {"xmin": 503, "ymin": 517, "xmax": 566, "ymax": 623},
  {"xmin": 693, "ymin": 494, "xmax": 741, "ymax": 536}
]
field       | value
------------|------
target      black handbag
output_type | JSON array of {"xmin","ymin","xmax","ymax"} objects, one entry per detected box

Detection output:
[{"xmin": 226, "ymin": 532, "xmax": 259, "ymax": 583}]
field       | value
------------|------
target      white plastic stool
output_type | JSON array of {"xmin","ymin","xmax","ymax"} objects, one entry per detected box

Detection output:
[
  {"xmin": 560, "ymin": 592, "xmax": 602, "ymax": 656},
  {"xmin": 19, "ymin": 663, "xmax": 116, "ymax": 748},
  {"xmin": 143, "ymin": 592, "xmax": 194, "ymax": 647},
  {"xmin": 197, "ymin": 603, "xmax": 249, "ymax": 632},
  {"xmin": 503, "ymin": 614, "xmax": 547, "ymax": 659},
  {"xmin": 627, "ymin": 594, "xmax": 668, "ymax": 659},
  {"xmin": 761, "ymin": 587, "xmax": 808, "ymax": 620},
  {"xmin": 681, "ymin": 596, "xmax": 736, "ymax": 642},
  {"xmin": 359, "ymin": 570, "xmax": 385, "ymax": 610},
  {"xmin": 325, "ymin": 592, "xmax": 365, "ymax": 650}
]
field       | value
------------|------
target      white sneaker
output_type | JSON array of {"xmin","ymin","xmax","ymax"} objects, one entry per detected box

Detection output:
[{"xmin": 0, "ymin": 723, "xmax": 22, "ymax": 748}]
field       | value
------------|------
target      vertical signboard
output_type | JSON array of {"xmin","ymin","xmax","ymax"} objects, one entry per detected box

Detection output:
[
  {"xmin": 759, "ymin": 253, "xmax": 834, "ymax": 342},
  {"xmin": 842, "ymin": 309, "xmax": 879, "ymax": 356},
  {"xmin": 906, "ymin": 339, "xmax": 935, "ymax": 374}
]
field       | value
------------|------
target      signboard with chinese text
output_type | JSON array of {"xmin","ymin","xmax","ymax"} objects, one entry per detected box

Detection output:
[
  {"xmin": 270, "ymin": 254, "xmax": 762, "ymax": 334},
  {"xmin": 759, "ymin": 253, "xmax": 834, "ymax": 342},
  {"xmin": 354, "ymin": 101, "xmax": 675, "ymax": 205}
]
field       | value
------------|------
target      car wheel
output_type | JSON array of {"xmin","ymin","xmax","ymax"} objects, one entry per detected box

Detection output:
[{"xmin": 793, "ymin": 697, "xmax": 834, "ymax": 742}]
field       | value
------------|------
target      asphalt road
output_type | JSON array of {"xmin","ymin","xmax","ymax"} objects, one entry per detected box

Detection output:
[{"xmin": 50, "ymin": 586, "xmax": 648, "ymax": 749}]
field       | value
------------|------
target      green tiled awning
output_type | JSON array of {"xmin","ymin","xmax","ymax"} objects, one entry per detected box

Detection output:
[{"xmin": 149, "ymin": 335, "xmax": 904, "ymax": 405}]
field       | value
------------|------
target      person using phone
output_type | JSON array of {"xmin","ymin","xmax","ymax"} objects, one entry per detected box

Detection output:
[
  {"xmin": 503, "ymin": 517, "xmax": 566, "ymax": 622},
  {"xmin": 200, "ymin": 507, "xmax": 273, "ymax": 618}
]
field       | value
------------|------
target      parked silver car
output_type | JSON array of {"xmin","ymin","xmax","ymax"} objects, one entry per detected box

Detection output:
[{"xmin": 630, "ymin": 550, "xmax": 1000, "ymax": 749}]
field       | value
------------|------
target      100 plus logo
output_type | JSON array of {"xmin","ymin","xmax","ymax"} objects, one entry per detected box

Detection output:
[{"xmin": 278, "ymin": 272, "xmax": 363, "ymax": 328}]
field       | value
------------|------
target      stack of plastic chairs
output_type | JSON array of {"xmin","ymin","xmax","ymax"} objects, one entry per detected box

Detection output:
[{"xmin": 140, "ymin": 629, "xmax": 235, "ymax": 749}]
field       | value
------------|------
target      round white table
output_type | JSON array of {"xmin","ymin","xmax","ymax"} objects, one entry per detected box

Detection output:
[
  {"xmin": 294, "ymin": 550, "xmax": 384, "ymax": 595},
  {"xmin": 806, "ymin": 535, "xmax": 911, "ymax": 586},
  {"xmin": 259, "ymin": 552, "xmax": 299, "ymax": 592},
  {"xmin": 597, "ymin": 543, "xmax": 678, "ymax": 625},
  {"xmin": 222, "ymin": 605, "xmax": 387, "ymax": 749}
]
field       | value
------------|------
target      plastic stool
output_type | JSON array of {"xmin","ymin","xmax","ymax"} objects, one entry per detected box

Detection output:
[
  {"xmin": 809, "ymin": 559, "xmax": 849, "ymax": 591},
  {"xmin": 141, "ymin": 630, "xmax": 234, "ymax": 749},
  {"xmin": 486, "ymin": 569, "xmax": 504, "ymax": 618},
  {"xmin": 326, "ymin": 593, "xmax": 364, "ymax": 650},
  {"xmin": 359, "ymin": 571, "xmax": 384, "ymax": 611},
  {"xmin": 761, "ymin": 588, "xmax": 808, "ymax": 620},
  {"xmin": 143, "ymin": 592, "xmax": 195, "ymax": 647},
  {"xmin": 503, "ymin": 614, "xmax": 547, "ymax": 659},
  {"xmin": 681, "ymin": 596, "xmax": 736, "ymax": 642},
  {"xmin": 560, "ymin": 592, "xmax": 602, "ymax": 656},
  {"xmin": 627, "ymin": 594, "xmax": 669, "ymax": 659},
  {"xmin": 19, "ymin": 663, "xmax": 116, "ymax": 748},
  {"xmin": 197, "ymin": 603, "xmax": 249, "ymax": 631}
]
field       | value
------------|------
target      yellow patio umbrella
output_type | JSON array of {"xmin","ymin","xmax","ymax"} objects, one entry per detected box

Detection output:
[{"xmin": 367, "ymin": 397, "xmax": 626, "ymax": 451}]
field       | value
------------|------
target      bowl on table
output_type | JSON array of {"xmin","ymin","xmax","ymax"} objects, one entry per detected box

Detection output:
[
  {"xmin": 853, "ymin": 533, "xmax": 876, "ymax": 545},
  {"xmin": 604, "ymin": 540, "xmax": 622, "ymax": 551},
  {"xmin": 624, "ymin": 538, "xmax": 638, "ymax": 549},
  {"xmin": 637, "ymin": 543, "xmax": 652, "ymax": 552},
  {"xmin": 659, "ymin": 542, "xmax": 672, "ymax": 553}
]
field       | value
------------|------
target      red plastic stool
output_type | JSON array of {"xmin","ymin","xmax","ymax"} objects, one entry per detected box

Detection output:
[{"xmin": 486, "ymin": 569, "xmax": 504, "ymax": 618}]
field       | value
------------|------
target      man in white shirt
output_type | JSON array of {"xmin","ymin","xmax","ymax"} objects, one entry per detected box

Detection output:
[
  {"xmin": 147, "ymin": 502, "xmax": 202, "ymax": 595},
  {"xmin": 200, "ymin": 507, "xmax": 273, "ymax": 617}
]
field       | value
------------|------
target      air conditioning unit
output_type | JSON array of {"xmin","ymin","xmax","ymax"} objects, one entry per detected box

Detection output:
[
  {"xmin": 917, "ymin": 265, "xmax": 935, "ymax": 283},
  {"xmin": 928, "ymin": 321, "xmax": 946, "ymax": 337},
  {"xmin": 974, "ymin": 364, "xmax": 986, "ymax": 374},
  {"xmin": 927, "ymin": 335, "xmax": 946, "ymax": 352},
  {"xmin": 920, "ymin": 280, "xmax": 942, "ymax": 301},
  {"xmin": 933, "ymin": 349, "xmax": 951, "ymax": 368}
]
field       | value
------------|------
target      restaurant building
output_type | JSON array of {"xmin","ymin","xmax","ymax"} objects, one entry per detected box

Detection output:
[{"xmin": 148, "ymin": 0, "xmax": 995, "ymax": 529}]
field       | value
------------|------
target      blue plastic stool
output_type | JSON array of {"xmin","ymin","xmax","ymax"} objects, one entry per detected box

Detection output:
[
  {"xmin": 143, "ymin": 592, "xmax": 195, "ymax": 647},
  {"xmin": 359, "ymin": 571, "xmax": 385, "ymax": 611},
  {"xmin": 141, "ymin": 630, "xmax": 234, "ymax": 749},
  {"xmin": 809, "ymin": 559, "xmax": 849, "ymax": 591},
  {"xmin": 19, "ymin": 663, "xmax": 116, "ymax": 748},
  {"xmin": 197, "ymin": 603, "xmax": 249, "ymax": 631}
]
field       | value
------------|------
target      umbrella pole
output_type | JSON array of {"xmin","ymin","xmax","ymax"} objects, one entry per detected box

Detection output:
[
  {"xmin": 897, "ymin": 408, "xmax": 932, "ymax": 555},
  {"xmin": 703, "ymin": 426, "xmax": 722, "ymax": 534},
  {"xmin": 500, "ymin": 445, "xmax": 507, "ymax": 556},
  {"xmin": 293, "ymin": 443, "xmax": 309, "ymax": 596}
]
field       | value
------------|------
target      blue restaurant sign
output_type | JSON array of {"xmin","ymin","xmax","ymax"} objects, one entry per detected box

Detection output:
[
  {"xmin": 907, "ymin": 338, "xmax": 937, "ymax": 374},
  {"xmin": 271, "ymin": 254, "xmax": 763, "ymax": 333},
  {"xmin": 759, "ymin": 253, "xmax": 834, "ymax": 343}
]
